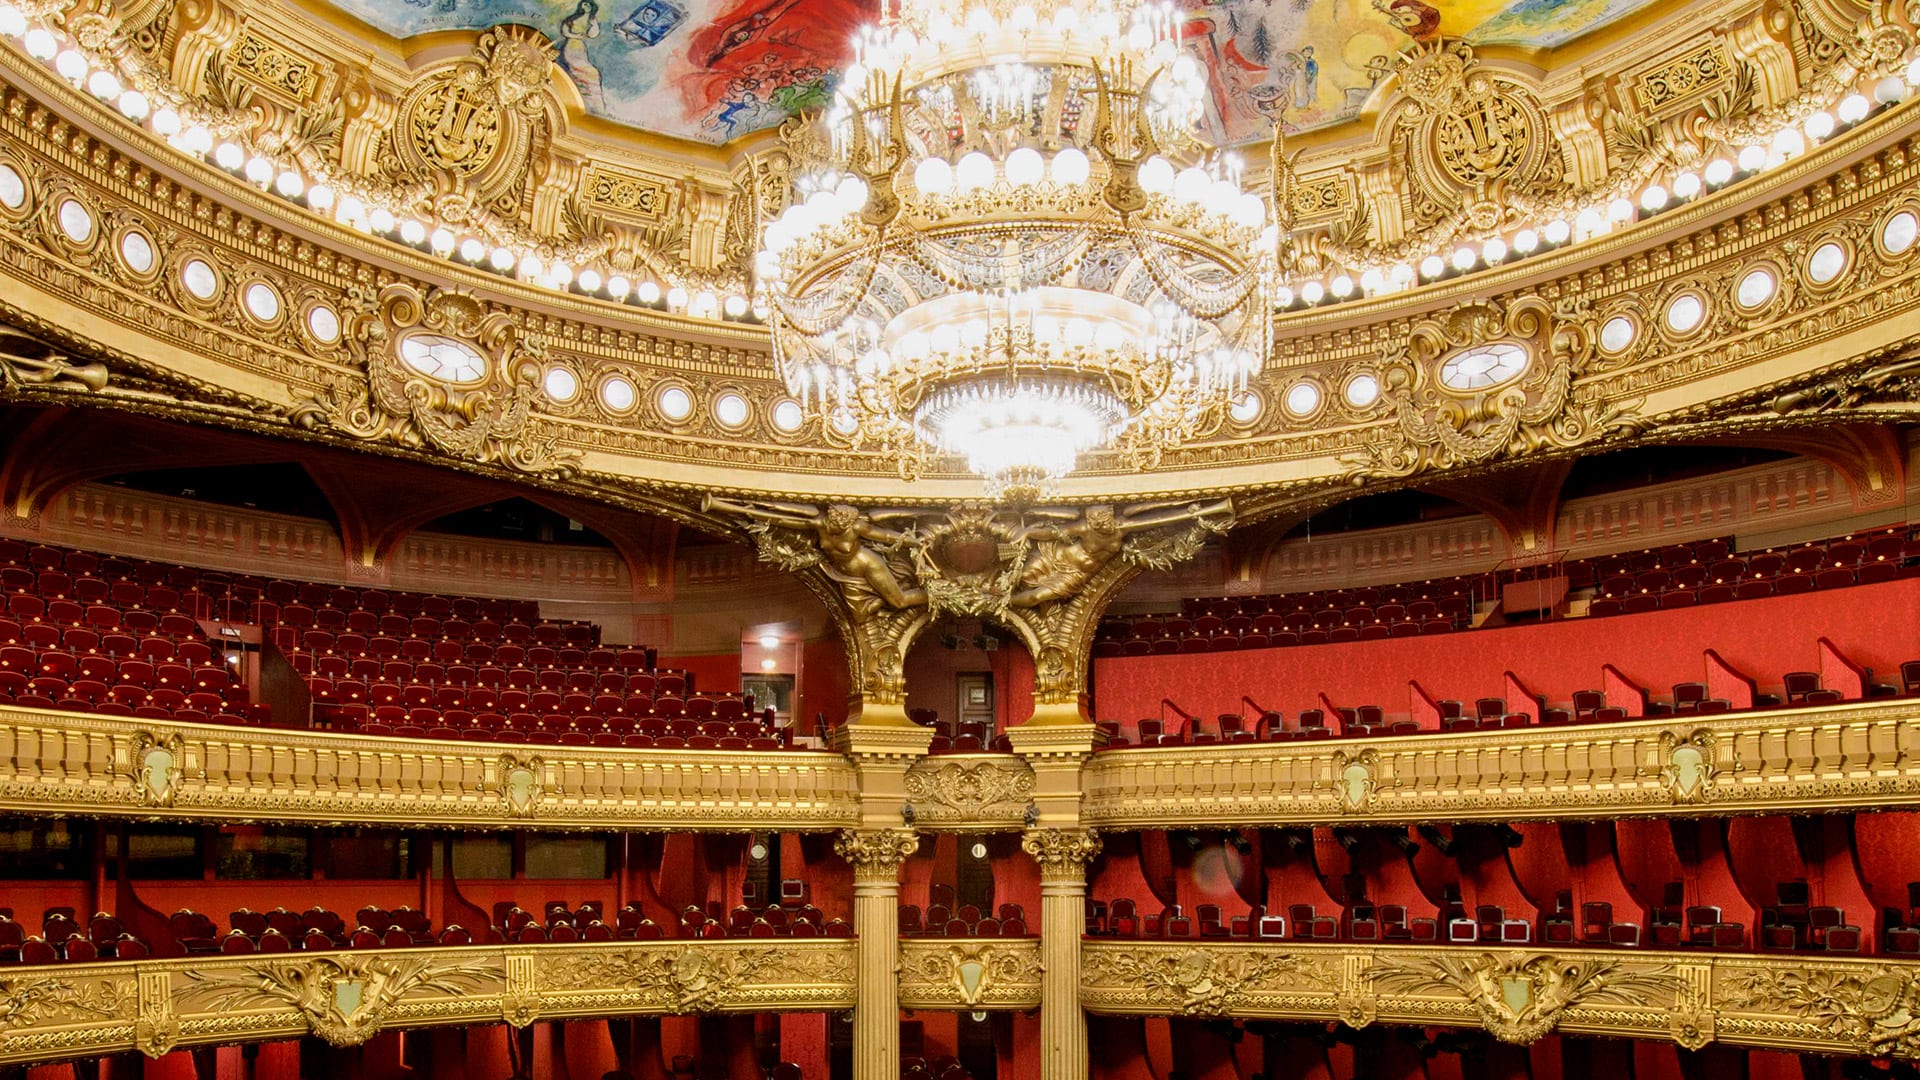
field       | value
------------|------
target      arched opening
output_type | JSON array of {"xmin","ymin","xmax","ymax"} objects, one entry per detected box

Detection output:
[{"xmin": 902, "ymin": 615, "xmax": 1036, "ymax": 746}]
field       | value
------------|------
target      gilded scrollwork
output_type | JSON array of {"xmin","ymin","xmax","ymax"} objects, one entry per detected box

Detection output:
[
  {"xmin": 903, "ymin": 757, "xmax": 1036, "ymax": 827},
  {"xmin": 834, "ymin": 828, "xmax": 920, "ymax": 880},
  {"xmin": 1344, "ymin": 296, "xmax": 1647, "ymax": 481},
  {"xmin": 178, "ymin": 954, "xmax": 495, "ymax": 1047},
  {"xmin": 702, "ymin": 498, "xmax": 1231, "ymax": 708},
  {"xmin": 1726, "ymin": 965, "xmax": 1920, "ymax": 1057},
  {"xmin": 1020, "ymin": 827, "xmax": 1102, "ymax": 881},
  {"xmin": 1081, "ymin": 946, "xmax": 1332, "ymax": 1016},
  {"xmin": 0, "ymin": 973, "xmax": 131, "ymax": 1035},
  {"xmin": 124, "ymin": 729, "xmax": 186, "ymax": 807},
  {"xmin": 290, "ymin": 284, "xmax": 579, "ymax": 479},
  {"xmin": 1370, "ymin": 950, "xmax": 1680, "ymax": 1045},
  {"xmin": 897, "ymin": 940, "xmax": 1044, "ymax": 1009},
  {"xmin": 544, "ymin": 943, "xmax": 855, "ymax": 1013},
  {"xmin": 1660, "ymin": 728, "xmax": 1722, "ymax": 804}
]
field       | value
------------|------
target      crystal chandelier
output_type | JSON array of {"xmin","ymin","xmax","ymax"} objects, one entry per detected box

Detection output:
[{"xmin": 754, "ymin": 0, "xmax": 1274, "ymax": 503}]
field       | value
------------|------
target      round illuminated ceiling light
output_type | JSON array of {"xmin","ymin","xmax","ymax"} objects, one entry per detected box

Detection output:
[
  {"xmin": 713, "ymin": 392, "xmax": 751, "ymax": 428},
  {"xmin": 771, "ymin": 399, "xmax": 805, "ymax": 433},
  {"xmin": 181, "ymin": 258, "xmax": 218, "ymax": 300},
  {"xmin": 1807, "ymin": 242, "xmax": 1848, "ymax": 285},
  {"xmin": 543, "ymin": 366, "xmax": 579, "ymax": 403},
  {"xmin": 1735, "ymin": 267, "xmax": 1777, "ymax": 309},
  {"xmin": 656, "ymin": 384, "xmax": 693, "ymax": 421},
  {"xmin": 398, "ymin": 334, "xmax": 488, "ymax": 384},
  {"xmin": 1664, "ymin": 293, "xmax": 1706, "ymax": 335},
  {"xmin": 1882, "ymin": 210, "xmax": 1917, "ymax": 255},
  {"xmin": 306, "ymin": 305, "xmax": 341, "ymax": 344},
  {"xmin": 1343, "ymin": 373, "xmax": 1380, "ymax": 409},
  {"xmin": 118, "ymin": 230, "xmax": 154, "ymax": 274},
  {"xmin": 56, "ymin": 199, "xmax": 93, "ymax": 244},
  {"xmin": 243, "ymin": 282, "xmax": 281, "ymax": 323},
  {"xmin": 601, "ymin": 376, "xmax": 638, "ymax": 412},
  {"xmin": 1228, "ymin": 392, "xmax": 1262, "ymax": 424},
  {"xmin": 0, "ymin": 164, "xmax": 24, "ymax": 210},
  {"xmin": 1283, "ymin": 381, "xmax": 1321, "ymax": 417},
  {"xmin": 1438, "ymin": 341, "xmax": 1529, "ymax": 391},
  {"xmin": 1599, "ymin": 316, "xmax": 1637, "ymax": 354}
]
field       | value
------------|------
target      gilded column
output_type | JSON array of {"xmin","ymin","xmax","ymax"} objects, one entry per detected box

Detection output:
[
  {"xmin": 1021, "ymin": 827, "xmax": 1102, "ymax": 1080},
  {"xmin": 835, "ymin": 828, "xmax": 920, "ymax": 1080}
]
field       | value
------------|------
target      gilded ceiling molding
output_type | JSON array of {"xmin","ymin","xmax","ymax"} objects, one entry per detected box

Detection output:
[
  {"xmin": 1080, "ymin": 697, "xmax": 1920, "ymax": 828},
  {"xmin": 0, "ymin": 707, "xmax": 861, "ymax": 830},
  {"xmin": 0, "ymin": 941, "xmax": 858, "ymax": 1067},
  {"xmin": 702, "ymin": 497, "xmax": 1231, "ymax": 714},
  {"xmin": 289, "ymin": 284, "xmax": 581, "ymax": 478},
  {"xmin": 1080, "ymin": 941, "xmax": 1920, "ymax": 1058}
]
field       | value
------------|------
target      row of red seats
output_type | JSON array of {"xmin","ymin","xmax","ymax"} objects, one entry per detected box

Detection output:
[
  {"xmin": 900, "ymin": 902, "xmax": 1028, "ymax": 937},
  {"xmin": 908, "ymin": 709, "xmax": 1013, "ymax": 754},
  {"xmin": 262, "ymin": 608, "xmax": 595, "ymax": 647},
  {"xmin": 331, "ymin": 708, "xmax": 788, "ymax": 749},
  {"xmin": 281, "ymin": 636, "xmax": 659, "ymax": 672},
  {"xmin": 296, "ymin": 661, "xmax": 696, "ymax": 697}
]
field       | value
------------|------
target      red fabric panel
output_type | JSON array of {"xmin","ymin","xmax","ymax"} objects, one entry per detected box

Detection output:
[
  {"xmin": 796, "ymin": 636, "xmax": 849, "ymax": 735},
  {"xmin": 1808, "ymin": 816, "xmax": 1877, "ymax": 952},
  {"xmin": 1630, "ymin": 1039, "xmax": 1685, "ymax": 1080},
  {"xmin": 1671, "ymin": 820, "xmax": 1753, "ymax": 937},
  {"xmin": 1614, "ymin": 819, "xmax": 1687, "ymax": 913},
  {"xmin": 1748, "ymin": 1050, "xmax": 1810, "ymax": 1080},
  {"xmin": 1818, "ymin": 637, "xmax": 1866, "ymax": 699},
  {"xmin": 255, "ymin": 1041, "xmax": 302, "ymax": 1080},
  {"xmin": 999, "ymin": 1011, "xmax": 1043, "ymax": 1080},
  {"xmin": 1089, "ymin": 1017, "xmax": 1161, "ymax": 1080},
  {"xmin": 1144, "ymin": 1017, "xmax": 1175, "ymax": 1079},
  {"xmin": 1451, "ymin": 827, "xmax": 1533, "ymax": 917},
  {"xmin": 529, "ymin": 1023, "xmax": 566, "ymax": 1080},
  {"xmin": 917, "ymin": 1013, "xmax": 960, "ymax": 1062},
  {"xmin": 1261, "ymin": 832, "xmax": 1342, "ymax": 912},
  {"xmin": 465, "ymin": 1023, "xmax": 517, "ymax": 1080},
  {"xmin": 899, "ymin": 842, "xmax": 937, "ymax": 910},
  {"xmin": 993, "ymin": 643, "xmax": 1037, "ymax": 729},
  {"xmin": 1089, "ymin": 833, "xmax": 1160, "ymax": 908},
  {"xmin": 564, "ymin": 1019, "xmax": 620, "ymax": 1080},
  {"xmin": 1704, "ymin": 649, "xmax": 1756, "ymax": 708},
  {"xmin": 1564, "ymin": 823, "xmax": 1648, "ymax": 926},
  {"xmin": 0, "ymin": 882, "xmax": 92, "ymax": 924},
  {"xmin": 1407, "ymin": 830, "xmax": 1464, "ymax": 910},
  {"xmin": 130, "ymin": 880, "xmax": 428, "ymax": 923},
  {"xmin": 991, "ymin": 834, "xmax": 1041, "ymax": 920},
  {"xmin": 1506, "ymin": 822, "xmax": 1576, "ymax": 913},
  {"xmin": 1852, "ymin": 810, "xmax": 1920, "ymax": 927},
  {"xmin": 1172, "ymin": 836, "xmax": 1254, "ymax": 917},
  {"xmin": 1347, "ymin": 832, "xmax": 1432, "ymax": 914},
  {"xmin": 780, "ymin": 1013, "xmax": 829, "ymax": 1080},
  {"xmin": 1091, "ymin": 578, "xmax": 1920, "ymax": 722},
  {"xmin": 1601, "ymin": 665, "xmax": 1647, "ymax": 717},
  {"xmin": 656, "ymin": 653, "xmax": 742, "ymax": 694},
  {"xmin": 1137, "ymin": 832, "xmax": 1179, "ymax": 908},
  {"xmin": 1726, "ymin": 817, "xmax": 1800, "ymax": 928},
  {"xmin": 1407, "ymin": 681, "xmax": 1442, "ymax": 729},
  {"xmin": 1172, "ymin": 1019, "xmax": 1244, "ymax": 1080},
  {"xmin": 1503, "ymin": 671, "xmax": 1542, "ymax": 723}
]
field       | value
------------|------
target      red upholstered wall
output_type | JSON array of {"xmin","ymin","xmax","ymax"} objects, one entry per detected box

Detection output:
[{"xmin": 1091, "ymin": 579, "xmax": 1920, "ymax": 724}]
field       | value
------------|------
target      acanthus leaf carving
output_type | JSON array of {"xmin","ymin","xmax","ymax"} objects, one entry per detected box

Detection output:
[
  {"xmin": 1371, "ymin": 950, "xmax": 1680, "ymax": 1044},
  {"xmin": 1727, "ymin": 965, "xmax": 1920, "ymax": 1057},
  {"xmin": 178, "ymin": 954, "xmax": 494, "ymax": 1047},
  {"xmin": 290, "ymin": 283, "xmax": 581, "ymax": 479},
  {"xmin": 904, "ymin": 758, "xmax": 1036, "ymax": 824},
  {"xmin": 1082, "ymin": 946, "xmax": 1327, "ymax": 1016}
]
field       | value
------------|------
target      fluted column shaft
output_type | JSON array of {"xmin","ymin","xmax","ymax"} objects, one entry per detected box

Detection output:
[
  {"xmin": 836, "ymin": 828, "xmax": 919, "ymax": 1080},
  {"xmin": 1023, "ymin": 828, "xmax": 1102, "ymax": 1080}
]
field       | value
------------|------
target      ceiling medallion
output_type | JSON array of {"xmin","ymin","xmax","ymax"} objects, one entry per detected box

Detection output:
[{"xmin": 755, "ymin": 0, "xmax": 1274, "ymax": 503}]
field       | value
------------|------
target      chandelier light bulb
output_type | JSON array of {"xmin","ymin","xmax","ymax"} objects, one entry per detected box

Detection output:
[
  {"xmin": 1050, "ymin": 147, "xmax": 1090, "ymax": 186},
  {"xmin": 429, "ymin": 227, "xmax": 456, "ymax": 255},
  {"xmin": 85, "ymin": 68, "xmax": 119, "ymax": 99},
  {"xmin": 1273, "ymin": 285, "xmax": 1295, "ymax": 307},
  {"xmin": 1704, "ymin": 158, "xmax": 1736, "ymax": 186},
  {"xmin": 1004, "ymin": 147, "xmax": 1044, "ymax": 187},
  {"xmin": 214, "ymin": 142, "xmax": 244, "ymax": 170},
  {"xmin": 1837, "ymin": 94, "xmax": 1871, "ymax": 124},
  {"xmin": 914, "ymin": 157, "xmax": 954, "ymax": 196},
  {"xmin": 1418, "ymin": 255, "xmax": 1445, "ymax": 280},
  {"xmin": 1543, "ymin": 219, "xmax": 1571, "ymax": 245},
  {"xmin": 1138, "ymin": 155, "xmax": 1175, "ymax": 194},
  {"xmin": 53, "ymin": 49, "xmax": 85, "ymax": 82},
  {"xmin": 1173, "ymin": 166, "xmax": 1210, "ymax": 204},
  {"xmin": 955, "ymin": 151, "xmax": 994, "ymax": 192},
  {"xmin": 117, "ymin": 90, "xmax": 149, "ymax": 121},
  {"xmin": 1671, "ymin": 172, "xmax": 1701, "ymax": 199},
  {"xmin": 22, "ymin": 27, "xmax": 55, "ymax": 59}
]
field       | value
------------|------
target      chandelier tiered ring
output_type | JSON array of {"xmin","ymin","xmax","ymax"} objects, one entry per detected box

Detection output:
[{"xmin": 755, "ymin": 0, "xmax": 1276, "ymax": 502}]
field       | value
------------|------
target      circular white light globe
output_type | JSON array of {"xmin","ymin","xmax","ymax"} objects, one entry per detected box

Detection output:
[
  {"xmin": 1299, "ymin": 281, "xmax": 1324, "ymax": 304},
  {"xmin": 577, "ymin": 268, "xmax": 604, "ymax": 293},
  {"xmin": 914, "ymin": 157, "xmax": 954, "ymax": 195},
  {"xmin": 1737, "ymin": 145, "xmax": 1767, "ymax": 171},
  {"xmin": 1050, "ymin": 148, "xmax": 1090, "ymax": 186},
  {"xmin": 458, "ymin": 237, "xmax": 485, "ymax": 263},
  {"xmin": 1419, "ymin": 255, "xmax": 1445, "ymax": 279},
  {"xmin": 1138, "ymin": 155, "xmax": 1175, "ymax": 195},
  {"xmin": 1543, "ymin": 219, "xmax": 1571, "ymax": 244},
  {"xmin": 1837, "ymin": 94, "xmax": 1871, "ymax": 124},
  {"xmin": 86, "ymin": 69, "xmax": 119, "ymax": 100},
  {"xmin": 1704, "ymin": 159, "xmax": 1735, "ymax": 186},
  {"xmin": 1450, "ymin": 247, "xmax": 1476, "ymax": 271},
  {"xmin": 834, "ymin": 174, "xmax": 868, "ymax": 213},
  {"xmin": 1803, "ymin": 111, "xmax": 1835, "ymax": 140},
  {"xmin": 1482, "ymin": 237, "xmax": 1508, "ymax": 263},
  {"xmin": 1772, "ymin": 127, "xmax": 1806, "ymax": 157},
  {"xmin": 955, "ymin": 151, "xmax": 994, "ymax": 192},
  {"xmin": 1672, "ymin": 172, "xmax": 1701, "ymax": 199},
  {"xmin": 1004, "ymin": 147, "xmax": 1044, "ymax": 187},
  {"xmin": 117, "ymin": 90, "xmax": 149, "ymax": 121},
  {"xmin": 1173, "ymin": 167, "xmax": 1210, "ymax": 204}
]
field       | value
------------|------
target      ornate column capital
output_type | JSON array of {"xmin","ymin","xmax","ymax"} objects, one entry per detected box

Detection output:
[
  {"xmin": 1022, "ymin": 827, "xmax": 1102, "ymax": 882},
  {"xmin": 835, "ymin": 828, "xmax": 920, "ymax": 883}
]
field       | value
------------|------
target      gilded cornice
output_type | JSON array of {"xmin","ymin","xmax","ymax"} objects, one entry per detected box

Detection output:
[
  {"xmin": 0, "ymin": 706, "xmax": 861, "ymax": 830},
  {"xmin": 1080, "ymin": 941, "xmax": 1920, "ymax": 1059},
  {"xmin": 1080, "ymin": 698, "xmax": 1920, "ymax": 828},
  {"xmin": 0, "ymin": 39, "xmax": 1916, "ymax": 505},
  {"xmin": 0, "ymin": 940, "xmax": 857, "ymax": 1066}
]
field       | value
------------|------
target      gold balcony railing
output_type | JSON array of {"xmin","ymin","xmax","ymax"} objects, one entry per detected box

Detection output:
[
  {"xmin": 0, "ymin": 938, "xmax": 858, "ymax": 1066},
  {"xmin": 1081, "ymin": 698, "xmax": 1920, "ymax": 828},
  {"xmin": 895, "ymin": 937, "xmax": 1044, "ymax": 1010},
  {"xmin": 0, "ymin": 706, "xmax": 861, "ymax": 831},
  {"xmin": 1081, "ymin": 939, "xmax": 1920, "ymax": 1058}
]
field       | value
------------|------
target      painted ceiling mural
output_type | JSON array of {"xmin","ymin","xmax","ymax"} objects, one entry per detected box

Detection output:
[{"xmin": 326, "ymin": 0, "xmax": 1662, "ymax": 144}]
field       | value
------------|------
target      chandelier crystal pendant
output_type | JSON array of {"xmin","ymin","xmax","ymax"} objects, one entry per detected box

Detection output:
[{"xmin": 755, "ymin": 0, "xmax": 1276, "ymax": 503}]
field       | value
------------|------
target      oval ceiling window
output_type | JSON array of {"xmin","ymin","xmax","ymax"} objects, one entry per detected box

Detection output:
[
  {"xmin": 1664, "ymin": 293, "xmax": 1706, "ymax": 335},
  {"xmin": 543, "ymin": 366, "xmax": 580, "ymax": 403},
  {"xmin": 657, "ymin": 384, "xmax": 693, "ymax": 421},
  {"xmin": 56, "ymin": 198, "xmax": 93, "ymax": 244},
  {"xmin": 398, "ymin": 334, "xmax": 488, "ymax": 384},
  {"xmin": 306, "ymin": 305, "xmax": 341, "ymax": 344},
  {"xmin": 1343, "ymin": 373, "xmax": 1380, "ymax": 409},
  {"xmin": 1806, "ymin": 242, "xmax": 1847, "ymax": 285},
  {"xmin": 1283, "ymin": 380, "xmax": 1321, "ymax": 417},
  {"xmin": 1882, "ymin": 210, "xmax": 1917, "ymax": 256},
  {"xmin": 243, "ymin": 282, "xmax": 282, "ymax": 323},
  {"xmin": 1599, "ymin": 316, "xmax": 1637, "ymax": 354},
  {"xmin": 181, "ymin": 258, "xmax": 219, "ymax": 300},
  {"xmin": 1438, "ymin": 341, "xmax": 1529, "ymax": 391},
  {"xmin": 1228, "ymin": 391, "xmax": 1262, "ymax": 423},
  {"xmin": 771, "ymin": 399, "xmax": 805, "ymax": 433},
  {"xmin": 600, "ymin": 376, "xmax": 638, "ymax": 413},
  {"xmin": 0, "ymin": 163, "xmax": 25, "ymax": 210},
  {"xmin": 119, "ymin": 230, "xmax": 154, "ymax": 274},
  {"xmin": 713, "ymin": 391, "xmax": 751, "ymax": 428},
  {"xmin": 1735, "ymin": 267, "xmax": 1776, "ymax": 309}
]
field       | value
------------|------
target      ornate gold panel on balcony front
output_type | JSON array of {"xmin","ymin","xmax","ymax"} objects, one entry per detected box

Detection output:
[
  {"xmin": 1081, "ymin": 940, "xmax": 1920, "ymax": 1059},
  {"xmin": 0, "ymin": 940, "xmax": 857, "ymax": 1067},
  {"xmin": 1081, "ymin": 699, "xmax": 1920, "ymax": 827},
  {"xmin": 0, "ymin": 707, "xmax": 861, "ymax": 830},
  {"xmin": 896, "ymin": 938, "xmax": 1044, "ymax": 1010}
]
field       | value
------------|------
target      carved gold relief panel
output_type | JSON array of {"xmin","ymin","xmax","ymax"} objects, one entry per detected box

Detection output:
[{"xmin": 896, "ymin": 939, "xmax": 1044, "ymax": 1010}]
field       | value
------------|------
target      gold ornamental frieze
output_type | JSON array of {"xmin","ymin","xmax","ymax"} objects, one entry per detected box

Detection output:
[
  {"xmin": 0, "ymin": 941, "xmax": 856, "ymax": 1067},
  {"xmin": 0, "ymin": 706, "xmax": 860, "ymax": 830},
  {"xmin": 896, "ymin": 938, "xmax": 1044, "ymax": 1010},
  {"xmin": 902, "ymin": 754, "xmax": 1037, "ymax": 829},
  {"xmin": 1081, "ymin": 942, "xmax": 1920, "ymax": 1058},
  {"xmin": 1080, "ymin": 698, "xmax": 1920, "ymax": 828}
]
